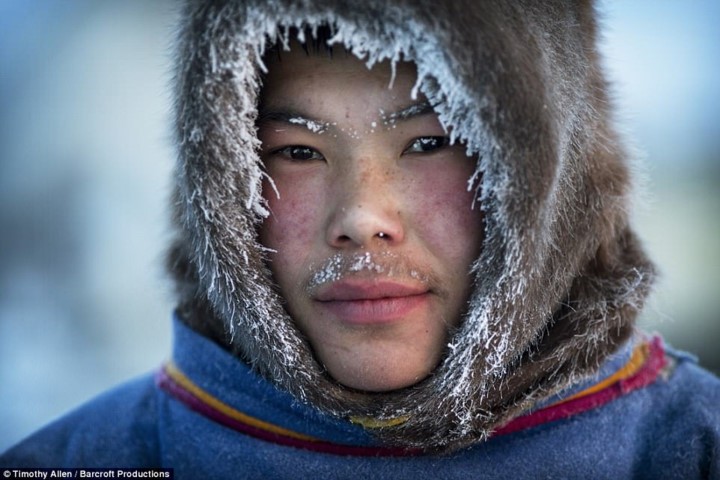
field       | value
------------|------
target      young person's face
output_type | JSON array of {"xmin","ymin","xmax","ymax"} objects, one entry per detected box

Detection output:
[{"xmin": 258, "ymin": 45, "xmax": 483, "ymax": 392}]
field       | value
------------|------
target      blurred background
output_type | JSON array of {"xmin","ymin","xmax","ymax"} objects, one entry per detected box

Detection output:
[{"xmin": 1, "ymin": 0, "xmax": 718, "ymax": 452}]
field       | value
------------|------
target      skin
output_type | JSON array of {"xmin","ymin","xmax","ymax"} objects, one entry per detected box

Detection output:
[{"xmin": 257, "ymin": 45, "xmax": 483, "ymax": 392}]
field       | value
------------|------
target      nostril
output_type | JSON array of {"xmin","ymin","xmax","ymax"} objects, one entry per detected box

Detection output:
[{"xmin": 326, "ymin": 202, "xmax": 405, "ymax": 247}]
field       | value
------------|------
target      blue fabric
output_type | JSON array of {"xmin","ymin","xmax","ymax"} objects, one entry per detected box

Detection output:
[{"xmin": 3, "ymin": 317, "xmax": 719, "ymax": 479}]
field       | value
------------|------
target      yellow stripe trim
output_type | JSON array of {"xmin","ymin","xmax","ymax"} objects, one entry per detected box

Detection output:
[
  {"xmin": 348, "ymin": 414, "xmax": 411, "ymax": 429},
  {"xmin": 558, "ymin": 341, "xmax": 649, "ymax": 405},
  {"xmin": 165, "ymin": 361, "xmax": 318, "ymax": 442}
]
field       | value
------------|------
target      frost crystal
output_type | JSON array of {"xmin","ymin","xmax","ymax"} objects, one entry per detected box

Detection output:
[
  {"xmin": 289, "ymin": 117, "xmax": 328, "ymax": 134},
  {"xmin": 306, "ymin": 251, "xmax": 431, "ymax": 293}
]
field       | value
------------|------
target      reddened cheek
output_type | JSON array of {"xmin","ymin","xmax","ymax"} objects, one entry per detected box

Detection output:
[
  {"xmin": 261, "ymin": 178, "xmax": 322, "ymax": 256},
  {"xmin": 404, "ymin": 163, "xmax": 482, "ymax": 259}
]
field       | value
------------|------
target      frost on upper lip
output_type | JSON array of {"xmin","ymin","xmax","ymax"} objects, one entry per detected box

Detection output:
[
  {"xmin": 314, "ymin": 278, "xmax": 429, "ymax": 302},
  {"xmin": 304, "ymin": 252, "xmax": 435, "ymax": 297}
]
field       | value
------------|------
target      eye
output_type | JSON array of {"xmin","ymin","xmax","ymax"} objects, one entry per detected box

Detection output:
[
  {"xmin": 403, "ymin": 136, "xmax": 450, "ymax": 154},
  {"xmin": 272, "ymin": 145, "xmax": 325, "ymax": 162}
]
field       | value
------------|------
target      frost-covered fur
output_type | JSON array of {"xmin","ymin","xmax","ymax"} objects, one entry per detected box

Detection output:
[{"xmin": 167, "ymin": 0, "xmax": 655, "ymax": 452}]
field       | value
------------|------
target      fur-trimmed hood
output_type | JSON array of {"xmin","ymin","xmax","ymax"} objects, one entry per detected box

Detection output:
[{"xmin": 167, "ymin": 0, "xmax": 655, "ymax": 452}]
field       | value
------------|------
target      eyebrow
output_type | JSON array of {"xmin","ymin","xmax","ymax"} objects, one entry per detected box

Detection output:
[
  {"xmin": 256, "ymin": 107, "xmax": 331, "ymax": 134},
  {"xmin": 383, "ymin": 100, "xmax": 436, "ymax": 122},
  {"xmin": 256, "ymin": 107, "xmax": 324, "ymax": 126}
]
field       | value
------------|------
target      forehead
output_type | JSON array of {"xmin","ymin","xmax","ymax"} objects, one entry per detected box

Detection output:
[
  {"xmin": 262, "ymin": 42, "xmax": 415, "ymax": 77},
  {"xmin": 259, "ymin": 43, "xmax": 419, "ymax": 120}
]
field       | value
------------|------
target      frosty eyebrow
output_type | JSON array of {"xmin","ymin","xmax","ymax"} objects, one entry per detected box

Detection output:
[
  {"xmin": 382, "ymin": 100, "xmax": 435, "ymax": 122},
  {"xmin": 256, "ymin": 108, "xmax": 330, "ymax": 134},
  {"xmin": 257, "ymin": 108, "xmax": 323, "ymax": 126}
]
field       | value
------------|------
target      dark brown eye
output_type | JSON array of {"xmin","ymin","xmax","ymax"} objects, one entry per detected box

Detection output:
[
  {"xmin": 403, "ymin": 136, "xmax": 450, "ymax": 154},
  {"xmin": 275, "ymin": 146, "xmax": 324, "ymax": 161}
]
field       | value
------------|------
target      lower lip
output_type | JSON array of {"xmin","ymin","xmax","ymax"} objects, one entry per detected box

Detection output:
[{"xmin": 317, "ymin": 294, "xmax": 430, "ymax": 325}]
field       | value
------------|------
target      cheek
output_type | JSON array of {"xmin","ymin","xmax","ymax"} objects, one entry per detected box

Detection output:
[
  {"xmin": 259, "ymin": 177, "xmax": 323, "ymax": 273},
  {"xmin": 406, "ymin": 164, "xmax": 483, "ymax": 261}
]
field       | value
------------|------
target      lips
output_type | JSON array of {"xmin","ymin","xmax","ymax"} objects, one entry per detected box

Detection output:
[{"xmin": 314, "ymin": 279, "xmax": 430, "ymax": 325}]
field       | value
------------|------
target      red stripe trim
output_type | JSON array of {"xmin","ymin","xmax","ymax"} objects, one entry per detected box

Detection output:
[
  {"xmin": 493, "ymin": 336, "xmax": 667, "ymax": 437},
  {"xmin": 155, "ymin": 367, "xmax": 421, "ymax": 457}
]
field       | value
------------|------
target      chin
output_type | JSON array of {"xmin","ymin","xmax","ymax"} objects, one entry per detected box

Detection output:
[{"xmin": 327, "ymin": 358, "xmax": 436, "ymax": 393}]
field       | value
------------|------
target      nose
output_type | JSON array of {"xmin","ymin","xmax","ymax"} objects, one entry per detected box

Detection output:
[{"xmin": 325, "ymin": 161, "xmax": 405, "ymax": 248}]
